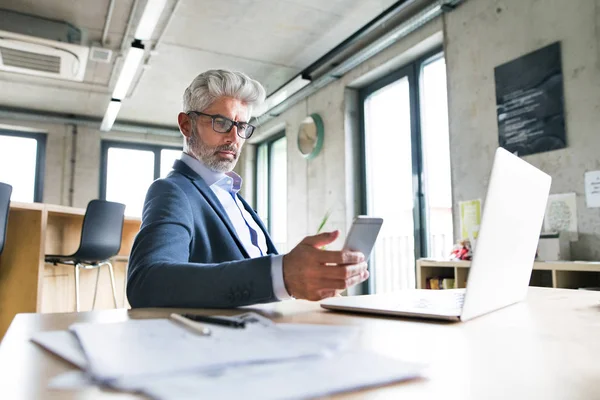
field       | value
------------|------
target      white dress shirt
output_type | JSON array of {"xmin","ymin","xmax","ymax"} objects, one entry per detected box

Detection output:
[{"xmin": 179, "ymin": 153, "xmax": 291, "ymax": 300}]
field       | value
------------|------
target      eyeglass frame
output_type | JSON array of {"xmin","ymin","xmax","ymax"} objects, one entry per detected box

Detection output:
[{"xmin": 186, "ymin": 111, "xmax": 256, "ymax": 139}]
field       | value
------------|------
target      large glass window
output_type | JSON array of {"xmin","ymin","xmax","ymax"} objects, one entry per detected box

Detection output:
[
  {"xmin": 420, "ymin": 55, "xmax": 454, "ymax": 261},
  {"xmin": 0, "ymin": 130, "xmax": 46, "ymax": 203},
  {"xmin": 160, "ymin": 149, "xmax": 182, "ymax": 178},
  {"xmin": 255, "ymin": 133, "xmax": 287, "ymax": 252},
  {"xmin": 100, "ymin": 142, "xmax": 182, "ymax": 217},
  {"xmin": 360, "ymin": 51, "xmax": 453, "ymax": 294},
  {"xmin": 363, "ymin": 75, "xmax": 416, "ymax": 293}
]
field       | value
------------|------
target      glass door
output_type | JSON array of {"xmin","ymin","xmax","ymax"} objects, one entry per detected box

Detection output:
[
  {"xmin": 420, "ymin": 55, "xmax": 454, "ymax": 260},
  {"xmin": 360, "ymin": 52, "xmax": 453, "ymax": 294},
  {"xmin": 362, "ymin": 69, "xmax": 419, "ymax": 293}
]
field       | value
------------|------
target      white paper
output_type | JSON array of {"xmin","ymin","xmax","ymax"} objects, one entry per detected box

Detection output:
[
  {"xmin": 544, "ymin": 193, "xmax": 578, "ymax": 241},
  {"xmin": 70, "ymin": 315, "xmax": 359, "ymax": 383},
  {"xmin": 459, "ymin": 199, "xmax": 481, "ymax": 241},
  {"xmin": 31, "ymin": 313, "xmax": 422, "ymax": 399},
  {"xmin": 585, "ymin": 171, "xmax": 600, "ymax": 208},
  {"xmin": 48, "ymin": 371, "xmax": 95, "ymax": 390},
  {"xmin": 114, "ymin": 350, "xmax": 424, "ymax": 400},
  {"xmin": 30, "ymin": 330, "xmax": 87, "ymax": 369}
]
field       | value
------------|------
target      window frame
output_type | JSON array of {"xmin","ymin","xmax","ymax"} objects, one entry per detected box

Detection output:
[
  {"xmin": 0, "ymin": 129, "xmax": 47, "ymax": 203},
  {"xmin": 358, "ymin": 47, "xmax": 447, "ymax": 293},
  {"xmin": 99, "ymin": 141, "xmax": 182, "ymax": 201},
  {"xmin": 254, "ymin": 131, "xmax": 286, "ymax": 234}
]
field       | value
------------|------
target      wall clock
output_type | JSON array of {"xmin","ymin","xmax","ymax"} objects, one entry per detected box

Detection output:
[{"xmin": 297, "ymin": 113, "xmax": 324, "ymax": 159}]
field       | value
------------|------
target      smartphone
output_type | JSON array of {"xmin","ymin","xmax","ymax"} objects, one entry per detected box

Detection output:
[{"xmin": 343, "ymin": 216, "xmax": 384, "ymax": 261}]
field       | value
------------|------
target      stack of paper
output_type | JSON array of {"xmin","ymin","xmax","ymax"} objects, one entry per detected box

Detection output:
[
  {"xmin": 31, "ymin": 312, "xmax": 424, "ymax": 398},
  {"xmin": 118, "ymin": 351, "xmax": 422, "ymax": 400}
]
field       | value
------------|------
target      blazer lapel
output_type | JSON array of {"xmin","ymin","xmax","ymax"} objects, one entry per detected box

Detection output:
[
  {"xmin": 237, "ymin": 195, "xmax": 279, "ymax": 255},
  {"xmin": 172, "ymin": 160, "xmax": 250, "ymax": 258}
]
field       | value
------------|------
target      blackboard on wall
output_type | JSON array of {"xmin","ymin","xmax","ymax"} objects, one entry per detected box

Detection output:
[{"xmin": 494, "ymin": 42, "xmax": 566, "ymax": 156}]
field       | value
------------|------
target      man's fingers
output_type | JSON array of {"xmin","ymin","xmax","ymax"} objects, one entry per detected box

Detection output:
[
  {"xmin": 284, "ymin": 233, "xmax": 371, "ymax": 302},
  {"xmin": 315, "ymin": 289, "xmax": 337, "ymax": 300},
  {"xmin": 321, "ymin": 262, "xmax": 368, "ymax": 280},
  {"xmin": 301, "ymin": 230, "xmax": 340, "ymax": 248},
  {"xmin": 315, "ymin": 249, "xmax": 365, "ymax": 265},
  {"xmin": 321, "ymin": 270, "xmax": 370, "ymax": 290}
]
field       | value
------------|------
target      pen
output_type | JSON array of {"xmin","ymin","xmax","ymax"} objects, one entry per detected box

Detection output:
[
  {"xmin": 170, "ymin": 313, "xmax": 212, "ymax": 336},
  {"xmin": 180, "ymin": 313, "xmax": 246, "ymax": 329}
]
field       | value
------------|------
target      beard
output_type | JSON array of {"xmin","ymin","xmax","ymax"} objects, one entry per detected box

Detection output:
[{"xmin": 187, "ymin": 125, "xmax": 240, "ymax": 173}]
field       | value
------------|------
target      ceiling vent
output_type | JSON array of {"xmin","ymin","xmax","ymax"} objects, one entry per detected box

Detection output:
[
  {"xmin": 90, "ymin": 46, "xmax": 113, "ymax": 63},
  {"xmin": 0, "ymin": 9, "xmax": 88, "ymax": 81},
  {"xmin": 0, "ymin": 30, "xmax": 89, "ymax": 81}
]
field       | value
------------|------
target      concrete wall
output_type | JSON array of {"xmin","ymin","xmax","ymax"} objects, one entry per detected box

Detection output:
[
  {"xmin": 445, "ymin": 0, "xmax": 600, "ymax": 260},
  {"xmin": 244, "ymin": 0, "xmax": 600, "ymax": 260},
  {"xmin": 0, "ymin": 119, "xmax": 182, "ymax": 208}
]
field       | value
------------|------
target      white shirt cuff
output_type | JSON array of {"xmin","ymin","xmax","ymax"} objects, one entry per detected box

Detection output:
[{"xmin": 271, "ymin": 255, "xmax": 293, "ymax": 300}]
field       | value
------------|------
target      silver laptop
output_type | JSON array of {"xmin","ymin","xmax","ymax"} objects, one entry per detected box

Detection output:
[{"xmin": 321, "ymin": 147, "xmax": 552, "ymax": 322}]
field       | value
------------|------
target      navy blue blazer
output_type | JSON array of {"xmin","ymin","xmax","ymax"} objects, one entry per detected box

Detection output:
[{"xmin": 126, "ymin": 159, "xmax": 279, "ymax": 308}]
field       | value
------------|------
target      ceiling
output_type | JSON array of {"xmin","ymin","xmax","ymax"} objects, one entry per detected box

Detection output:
[{"xmin": 0, "ymin": 0, "xmax": 399, "ymax": 127}]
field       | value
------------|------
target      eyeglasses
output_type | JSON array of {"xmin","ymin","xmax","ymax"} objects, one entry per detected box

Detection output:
[{"xmin": 187, "ymin": 111, "xmax": 256, "ymax": 139}]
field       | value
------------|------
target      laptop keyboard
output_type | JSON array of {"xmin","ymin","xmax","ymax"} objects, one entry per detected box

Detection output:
[{"xmin": 411, "ymin": 291, "xmax": 465, "ymax": 311}]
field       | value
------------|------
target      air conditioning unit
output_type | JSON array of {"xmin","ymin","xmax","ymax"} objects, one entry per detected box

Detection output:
[{"xmin": 0, "ymin": 29, "xmax": 89, "ymax": 81}]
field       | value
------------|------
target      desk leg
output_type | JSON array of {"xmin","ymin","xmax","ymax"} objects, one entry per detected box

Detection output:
[{"xmin": 0, "ymin": 209, "xmax": 45, "ymax": 338}]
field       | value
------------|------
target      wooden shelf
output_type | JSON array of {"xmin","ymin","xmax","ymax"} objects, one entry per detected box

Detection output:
[
  {"xmin": 417, "ymin": 259, "xmax": 600, "ymax": 289},
  {"xmin": 0, "ymin": 203, "xmax": 141, "ymax": 339}
]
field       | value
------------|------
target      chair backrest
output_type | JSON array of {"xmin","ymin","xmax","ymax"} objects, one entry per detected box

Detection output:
[
  {"xmin": 0, "ymin": 182, "xmax": 13, "ymax": 255},
  {"xmin": 73, "ymin": 200, "xmax": 126, "ymax": 262}
]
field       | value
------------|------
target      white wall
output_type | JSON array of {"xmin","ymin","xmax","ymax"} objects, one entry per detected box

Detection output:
[
  {"xmin": 0, "ymin": 118, "xmax": 182, "ymax": 208},
  {"xmin": 445, "ymin": 0, "xmax": 600, "ymax": 260}
]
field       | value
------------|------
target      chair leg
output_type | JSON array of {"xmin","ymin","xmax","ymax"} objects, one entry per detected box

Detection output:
[
  {"xmin": 74, "ymin": 264, "xmax": 81, "ymax": 312},
  {"xmin": 91, "ymin": 267, "xmax": 101, "ymax": 310},
  {"xmin": 106, "ymin": 261, "xmax": 118, "ymax": 308}
]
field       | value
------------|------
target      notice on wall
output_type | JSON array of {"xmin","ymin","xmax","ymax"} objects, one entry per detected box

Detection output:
[
  {"xmin": 494, "ymin": 42, "xmax": 566, "ymax": 156},
  {"xmin": 585, "ymin": 171, "xmax": 600, "ymax": 208},
  {"xmin": 460, "ymin": 199, "xmax": 481, "ymax": 241},
  {"xmin": 544, "ymin": 193, "xmax": 578, "ymax": 241}
]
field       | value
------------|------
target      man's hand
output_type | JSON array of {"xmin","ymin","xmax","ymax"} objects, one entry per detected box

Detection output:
[{"xmin": 282, "ymin": 230, "xmax": 369, "ymax": 301}]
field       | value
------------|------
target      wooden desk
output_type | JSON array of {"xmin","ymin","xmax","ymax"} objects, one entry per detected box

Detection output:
[
  {"xmin": 0, "ymin": 288, "xmax": 598, "ymax": 399},
  {"xmin": 0, "ymin": 202, "xmax": 141, "ymax": 338}
]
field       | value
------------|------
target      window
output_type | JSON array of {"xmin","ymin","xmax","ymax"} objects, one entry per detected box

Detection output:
[
  {"xmin": 255, "ymin": 133, "xmax": 287, "ymax": 252},
  {"xmin": 0, "ymin": 130, "xmax": 46, "ymax": 203},
  {"xmin": 420, "ymin": 55, "xmax": 453, "ymax": 262},
  {"xmin": 360, "ymin": 51, "xmax": 453, "ymax": 294},
  {"xmin": 100, "ymin": 141, "xmax": 182, "ymax": 217}
]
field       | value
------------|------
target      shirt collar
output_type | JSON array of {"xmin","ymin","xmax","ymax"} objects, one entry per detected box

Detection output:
[{"xmin": 179, "ymin": 152, "xmax": 242, "ymax": 193}]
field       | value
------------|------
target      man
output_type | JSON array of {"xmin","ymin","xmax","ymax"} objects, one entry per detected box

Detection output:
[{"xmin": 127, "ymin": 69, "xmax": 369, "ymax": 308}]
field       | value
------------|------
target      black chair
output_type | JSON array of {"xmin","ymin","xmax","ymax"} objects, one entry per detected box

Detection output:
[
  {"xmin": 0, "ymin": 182, "xmax": 13, "ymax": 256},
  {"xmin": 46, "ymin": 200, "xmax": 126, "ymax": 311}
]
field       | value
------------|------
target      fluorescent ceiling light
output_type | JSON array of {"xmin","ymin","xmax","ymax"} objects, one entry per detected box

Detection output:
[
  {"xmin": 134, "ymin": 0, "xmax": 168, "ymax": 40},
  {"xmin": 100, "ymin": 100, "xmax": 122, "ymax": 131},
  {"xmin": 252, "ymin": 75, "xmax": 311, "ymax": 117},
  {"xmin": 112, "ymin": 41, "xmax": 145, "ymax": 100}
]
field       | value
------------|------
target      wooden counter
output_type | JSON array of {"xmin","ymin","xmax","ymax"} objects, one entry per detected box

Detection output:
[{"xmin": 0, "ymin": 202, "xmax": 141, "ymax": 338}]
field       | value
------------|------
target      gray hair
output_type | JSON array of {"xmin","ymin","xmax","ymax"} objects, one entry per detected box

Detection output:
[{"xmin": 183, "ymin": 69, "xmax": 266, "ymax": 114}]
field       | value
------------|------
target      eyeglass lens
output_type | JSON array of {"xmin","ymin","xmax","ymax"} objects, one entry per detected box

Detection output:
[{"xmin": 212, "ymin": 116, "xmax": 254, "ymax": 138}]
